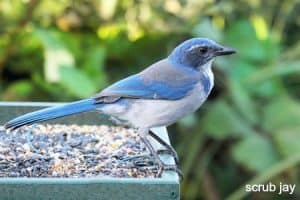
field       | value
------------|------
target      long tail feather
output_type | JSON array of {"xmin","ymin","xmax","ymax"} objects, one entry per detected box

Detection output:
[{"xmin": 5, "ymin": 98, "xmax": 100, "ymax": 130}]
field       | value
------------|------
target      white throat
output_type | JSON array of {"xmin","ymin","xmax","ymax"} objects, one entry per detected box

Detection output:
[
  {"xmin": 199, "ymin": 60, "xmax": 214, "ymax": 90},
  {"xmin": 200, "ymin": 60, "xmax": 213, "ymax": 71}
]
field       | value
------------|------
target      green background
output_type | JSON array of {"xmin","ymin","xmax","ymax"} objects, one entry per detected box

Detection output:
[{"xmin": 0, "ymin": 0, "xmax": 300, "ymax": 199}]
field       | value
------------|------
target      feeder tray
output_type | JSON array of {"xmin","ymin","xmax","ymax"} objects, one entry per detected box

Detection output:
[{"xmin": 0, "ymin": 102, "xmax": 179, "ymax": 200}]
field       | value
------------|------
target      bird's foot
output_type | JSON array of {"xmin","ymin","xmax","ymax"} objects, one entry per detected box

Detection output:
[
  {"xmin": 148, "ymin": 130, "xmax": 179, "ymax": 165},
  {"xmin": 156, "ymin": 149, "xmax": 179, "ymax": 165},
  {"xmin": 120, "ymin": 154, "xmax": 155, "ymax": 166},
  {"xmin": 155, "ymin": 161, "xmax": 183, "ymax": 180},
  {"xmin": 119, "ymin": 154, "xmax": 182, "ymax": 179},
  {"xmin": 137, "ymin": 128, "xmax": 183, "ymax": 179}
]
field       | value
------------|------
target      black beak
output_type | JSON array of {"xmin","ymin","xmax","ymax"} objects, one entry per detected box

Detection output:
[{"xmin": 215, "ymin": 47, "xmax": 237, "ymax": 56}]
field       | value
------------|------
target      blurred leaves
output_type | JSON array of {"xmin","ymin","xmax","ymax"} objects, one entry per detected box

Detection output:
[
  {"xmin": 192, "ymin": 19, "xmax": 222, "ymax": 41},
  {"xmin": 82, "ymin": 46, "xmax": 107, "ymax": 88},
  {"xmin": 59, "ymin": 66, "xmax": 98, "ymax": 98},
  {"xmin": 2, "ymin": 80, "xmax": 33, "ymax": 100},
  {"xmin": 35, "ymin": 28, "xmax": 75, "ymax": 83},
  {"xmin": 274, "ymin": 128, "xmax": 300, "ymax": 158},
  {"xmin": 262, "ymin": 97, "xmax": 300, "ymax": 132},
  {"xmin": 248, "ymin": 61, "xmax": 300, "ymax": 83},
  {"xmin": 232, "ymin": 135, "xmax": 279, "ymax": 172},
  {"xmin": 202, "ymin": 100, "xmax": 254, "ymax": 139},
  {"xmin": 225, "ymin": 20, "xmax": 279, "ymax": 63},
  {"xmin": 228, "ymin": 79, "xmax": 258, "ymax": 124},
  {"xmin": 226, "ymin": 20, "xmax": 266, "ymax": 62}
]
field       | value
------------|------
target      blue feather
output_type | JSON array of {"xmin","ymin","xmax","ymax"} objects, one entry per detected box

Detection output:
[
  {"xmin": 200, "ymin": 74, "xmax": 211, "ymax": 94},
  {"xmin": 5, "ymin": 99, "xmax": 100, "ymax": 129},
  {"xmin": 99, "ymin": 74, "xmax": 196, "ymax": 100}
]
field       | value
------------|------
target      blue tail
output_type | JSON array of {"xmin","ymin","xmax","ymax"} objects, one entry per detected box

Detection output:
[{"xmin": 5, "ymin": 98, "xmax": 100, "ymax": 130}]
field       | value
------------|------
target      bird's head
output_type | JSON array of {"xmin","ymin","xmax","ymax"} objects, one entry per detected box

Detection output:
[{"xmin": 168, "ymin": 38, "xmax": 236, "ymax": 70}]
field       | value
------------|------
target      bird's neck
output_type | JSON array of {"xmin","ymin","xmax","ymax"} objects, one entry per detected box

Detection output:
[
  {"xmin": 199, "ymin": 60, "xmax": 214, "ymax": 93},
  {"xmin": 199, "ymin": 60, "xmax": 213, "ymax": 77},
  {"xmin": 198, "ymin": 60, "xmax": 213, "ymax": 72}
]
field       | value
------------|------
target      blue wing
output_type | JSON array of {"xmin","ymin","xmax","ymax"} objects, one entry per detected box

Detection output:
[
  {"xmin": 96, "ymin": 74, "xmax": 195, "ymax": 101},
  {"xmin": 94, "ymin": 59, "xmax": 199, "ymax": 102}
]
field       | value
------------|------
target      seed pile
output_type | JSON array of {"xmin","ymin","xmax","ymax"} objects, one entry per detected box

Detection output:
[{"xmin": 0, "ymin": 124, "xmax": 157, "ymax": 178}]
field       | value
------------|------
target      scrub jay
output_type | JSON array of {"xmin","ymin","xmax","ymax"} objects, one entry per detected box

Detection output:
[{"xmin": 5, "ymin": 38, "xmax": 236, "ymax": 177}]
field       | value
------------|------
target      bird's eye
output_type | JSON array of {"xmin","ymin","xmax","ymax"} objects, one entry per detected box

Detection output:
[{"xmin": 198, "ymin": 47, "xmax": 208, "ymax": 54}]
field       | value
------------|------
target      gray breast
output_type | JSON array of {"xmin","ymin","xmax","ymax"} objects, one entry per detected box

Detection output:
[{"xmin": 112, "ymin": 82, "xmax": 210, "ymax": 128}]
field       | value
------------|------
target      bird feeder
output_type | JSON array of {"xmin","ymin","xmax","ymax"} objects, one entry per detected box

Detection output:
[{"xmin": 0, "ymin": 102, "xmax": 179, "ymax": 200}]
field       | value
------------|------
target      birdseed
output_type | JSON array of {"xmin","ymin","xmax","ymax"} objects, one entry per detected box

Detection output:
[{"xmin": 0, "ymin": 124, "xmax": 157, "ymax": 178}]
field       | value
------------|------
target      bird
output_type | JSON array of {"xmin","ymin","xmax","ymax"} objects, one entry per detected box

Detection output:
[{"xmin": 5, "ymin": 38, "xmax": 236, "ymax": 177}]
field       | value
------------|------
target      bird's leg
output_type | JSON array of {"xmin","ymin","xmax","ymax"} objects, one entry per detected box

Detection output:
[
  {"xmin": 148, "ymin": 130, "xmax": 179, "ymax": 165},
  {"xmin": 138, "ymin": 128, "xmax": 163, "ymax": 176},
  {"xmin": 138, "ymin": 128, "xmax": 182, "ymax": 178}
]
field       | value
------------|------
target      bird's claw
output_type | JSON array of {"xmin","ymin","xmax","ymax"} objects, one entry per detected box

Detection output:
[
  {"xmin": 155, "ymin": 163, "xmax": 183, "ymax": 180},
  {"xmin": 156, "ymin": 149, "xmax": 179, "ymax": 165},
  {"xmin": 120, "ymin": 154, "xmax": 155, "ymax": 166},
  {"xmin": 119, "ymin": 153, "xmax": 182, "ymax": 179}
]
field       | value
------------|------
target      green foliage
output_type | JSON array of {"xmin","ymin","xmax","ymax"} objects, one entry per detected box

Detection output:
[
  {"xmin": 3, "ymin": 80, "xmax": 34, "ymax": 100},
  {"xmin": 263, "ymin": 97, "xmax": 300, "ymax": 131},
  {"xmin": 0, "ymin": 0, "xmax": 300, "ymax": 199},
  {"xmin": 202, "ymin": 100, "xmax": 253, "ymax": 139},
  {"xmin": 59, "ymin": 66, "xmax": 98, "ymax": 98},
  {"xmin": 274, "ymin": 128, "xmax": 300, "ymax": 157},
  {"xmin": 232, "ymin": 135, "xmax": 279, "ymax": 172}
]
